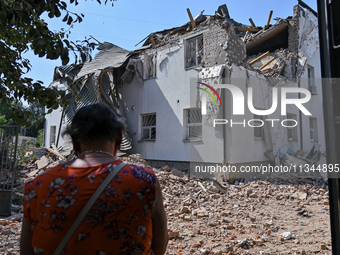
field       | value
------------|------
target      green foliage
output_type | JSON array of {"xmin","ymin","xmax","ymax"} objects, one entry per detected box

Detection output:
[
  {"xmin": 37, "ymin": 129, "xmax": 44, "ymax": 147},
  {"xmin": 0, "ymin": 0, "xmax": 117, "ymax": 126},
  {"xmin": 0, "ymin": 114, "xmax": 8, "ymax": 126}
]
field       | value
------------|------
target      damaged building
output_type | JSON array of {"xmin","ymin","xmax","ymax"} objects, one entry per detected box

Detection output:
[{"xmin": 44, "ymin": 3, "xmax": 325, "ymax": 178}]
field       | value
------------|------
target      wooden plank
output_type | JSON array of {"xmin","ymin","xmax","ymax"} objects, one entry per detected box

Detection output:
[
  {"xmin": 234, "ymin": 26, "xmax": 260, "ymax": 32},
  {"xmin": 266, "ymin": 10, "xmax": 273, "ymax": 29},
  {"xmin": 246, "ymin": 24, "xmax": 288, "ymax": 51},
  {"xmin": 149, "ymin": 35, "xmax": 156, "ymax": 46},
  {"xmin": 249, "ymin": 51, "xmax": 270, "ymax": 65},
  {"xmin": 249, "ymin": 18, "xmax": 256, "ymax": 28},
  {"xmin": 45, "ymin": 146, "xmax": 66, "ymax": 161},
  {"xmin": 186, "ymin": 8, "xmax": 196, "ymax": 28},
  {"xmin": 155, "ymin": 35, "xmax": 163, "ymax": 43},
  {"xmin": 259, "ymin": 57, "xmax": 276, "ymax": 70},
  {"xmin": 198, "ymin": 182, "xmax": 207, "ymax": 192}
]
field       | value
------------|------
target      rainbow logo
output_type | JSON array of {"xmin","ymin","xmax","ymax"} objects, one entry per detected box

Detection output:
[{"xmin": 197, "ymin": 82, "xmax": 222, "ymax": 106}]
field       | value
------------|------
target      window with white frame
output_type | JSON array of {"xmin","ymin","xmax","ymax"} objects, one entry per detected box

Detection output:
[
  {"xmin": 308, "ymin": 65, "xmax": 317, "ymax": 94},
  {"xmin": 286, "ymin": 113, "xmax": 298, "ymax": 141},
  {"xmin": 145, "ymin": 53, "xmax": 157, "ymax": 79},
  {"xmin": 254, "ymin": 114, "xmax": 264, "ymax": 140},
  {"xmin": 50, "ymin": 126, "xmax": 56, "ymax": 145},
  {"xmin": 185, "ymin": 108, "xmax": 202, "ymax": 140},
  {"xmin": 141, "ymin": 114, "xmax": 156, "ymax": 141},
  {"xmin": 309, "ymin": 117, "xmax": 318, "ymax": 142},
  {"xmin": 185, "ymin": 35, "xmax": 204, "ymax": 68},
  {"xmin": 308, "ymin": 65, "xmax": 315, "ymax": 88}
]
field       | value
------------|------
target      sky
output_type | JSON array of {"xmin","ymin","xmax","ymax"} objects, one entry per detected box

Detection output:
[{"xmin": 24, "ymin": 0, "xmax": 319, "ymax": 88}]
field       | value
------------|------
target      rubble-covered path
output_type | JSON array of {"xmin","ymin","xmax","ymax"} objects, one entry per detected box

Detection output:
[{"xmin": 0, "ymin": 154, "xmax": 332, "ymax": 255}]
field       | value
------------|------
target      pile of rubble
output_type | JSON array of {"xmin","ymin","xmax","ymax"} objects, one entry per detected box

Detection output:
[{"xmin": 0, "ymin": 153, "xmax": 332, "ymax": 255}]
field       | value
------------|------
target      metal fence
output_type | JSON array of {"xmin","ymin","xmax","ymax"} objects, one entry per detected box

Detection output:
[{"xmin": 0, "ymin": 126, "xmax": 19, "ymax": 216}]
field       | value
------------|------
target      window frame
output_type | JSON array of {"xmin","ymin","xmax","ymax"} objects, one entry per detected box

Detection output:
[
  {"xmin": 50, "ymin": 126, "xmax": 56, "ymax": 145},
  {"xmin": 286, "ymin": 113, "xmax": 298, "ymax": 142},
  {"xmin": 185, "ymin": 34, "xmax": 204, "ymax": 69},
  {"xmin": 140, "ymin": 113, "xmax": 156, "ymax": 141},
  {"xmin": 253, "ymin": 114, "xmax": 265, "ymax": 140},
  {"xmin": 309, "ymin": 117, "xmax": 318, "ymax": 142},
  {"xmin": 144, "ymin": 53, "xmax": 157, "ymax": 79},
  {"xmin": 307, "ymin": 65, "xmax": 315, "ymax": 88},
  {"xmin": 185, "ymin": 108, "xmax": 202, "ymax": 141}
]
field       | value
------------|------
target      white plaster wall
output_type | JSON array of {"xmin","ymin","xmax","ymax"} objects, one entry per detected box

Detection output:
[
  {"xmin": 120, "ymin": 36, "xmax": 224, "ymax": 163},
  {"xmin": 229, "ymin": 66, "xmax": 268, "ymax": 164},
  {"xmin": 297, "ymin": 7, "xmax": 326, "ymax": 152},
  {"xmin": 299, "ymin": 48, "xmax": 325, "ymax": 152},
  {"xmin": 44, "ymin": 106, "xmax": 67, "ymax": 147}
]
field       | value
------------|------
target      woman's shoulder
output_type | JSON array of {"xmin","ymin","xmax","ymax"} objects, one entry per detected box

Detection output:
[{"xmin": 116, "ymin": 163, "xmax": 156, "ymax": 185}]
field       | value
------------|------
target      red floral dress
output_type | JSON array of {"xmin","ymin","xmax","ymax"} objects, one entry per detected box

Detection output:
[{"xmin": 24, "ymin": 160, "xmax": 156, "ymax": 255}]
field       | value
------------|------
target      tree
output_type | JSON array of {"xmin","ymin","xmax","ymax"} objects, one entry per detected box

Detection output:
[{"xmin": 0, "ymin": 0, "xmax": 117, "ymax": 126}]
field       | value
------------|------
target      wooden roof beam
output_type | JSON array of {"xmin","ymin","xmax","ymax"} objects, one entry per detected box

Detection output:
[{"xmin": 186, "ymin": 8, "xmax": 196, "ymax": 28}]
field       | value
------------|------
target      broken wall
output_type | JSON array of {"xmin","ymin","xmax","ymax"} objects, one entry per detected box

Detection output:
[
  {"xmin": 120, "ymin": 39, "xmax": 225, "ymax": 164},
  {"xmin": 203, "ymin": 22, "xmax": 246, "ymax": 67}
]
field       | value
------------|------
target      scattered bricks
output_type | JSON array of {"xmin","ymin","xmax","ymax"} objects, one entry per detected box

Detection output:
[
  {"xmin": 226, "ymin": 225, "xmax": 235, "ymax": 230},
  {"xmin": 278, "ymin": 236, "xmax": 285, "ymax": 242},
  {"xmin": 180, "ymin": 206, "xmax": 189, "ymax": 214},
  {"xmin": 184, "ymin": 215, "xmax": 191, "ymax": 221},
  {"xmin": 320, "ymin": 244, "xmax": 327, "ymax": 250},
  {"xmin": 0, "ymin": 220, "xmax": 8, "ymax": 226},
  {"xmin": 249, "ymin": 193, "xmax": 257, "ymax": 198},
  {"xmin": 169, "ymin": 231, "xmax": 180, "ymax": 239},
  {"xmin": 266, "ymin": 229, "xmax": 272, "ymax": 235},
  {"xmin": 222, "ymin": 210, "xmax": 231, "ymax": 216},
  {"xmin": 250, "ymin": 217, "xmax": 256, "ymax": 222},
  {"xmin": 323, "ymin": 200, "xmax": 329, "ymax": 205},
  {"xmin": 253, "ymin": 239, "xmax": 264, "ymax": 246},
  {"xmin": 1, "ymin": 229, "xmax": 12, "ymax": 235}
]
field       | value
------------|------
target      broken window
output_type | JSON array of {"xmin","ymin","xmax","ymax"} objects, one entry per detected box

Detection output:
[
  {"xmin": 286, "ymin": 113, "xmax": 298, "ymax": 141},
  {"xmin": 308, "ymin": 65, "xmax": 317, "ymax": 95},
  {"xmin": 50, "ymin": 126, "xmax": 56, "ymax": 145},
  {"xmin": 141, "ymin": 114, "xmax": 156, "ymax": 141},
  {"xmin": 185, "ymin": 35, "xmax": 204, "ymax": 68},
  {"xmin": 145, "ymin": 53, "xmax": 157, "ymax": 79},
  {"xmin": 309, "ymin": 117, "xmax": 318, "ymax": 142},
  {"xmin": 254, "ymin": 114, "xmax": 264, "ymax": 140},
  {"xmin": 185, "ymin": 108, "xmax": 202, "ymax": 140}
]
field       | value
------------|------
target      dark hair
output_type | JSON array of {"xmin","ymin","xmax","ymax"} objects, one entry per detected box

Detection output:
[{"xmin": 62, "ymin": 103, "xmax": 125, "ymax": 145}]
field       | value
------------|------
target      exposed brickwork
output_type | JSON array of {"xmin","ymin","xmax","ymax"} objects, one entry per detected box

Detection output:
[
  {"xmin": 287, "ymin": 5, "xmax": 301, "ymax": 77},
  {"xmin": 203, "ymin": 22, "xmax": 246, "ymax": 67}
]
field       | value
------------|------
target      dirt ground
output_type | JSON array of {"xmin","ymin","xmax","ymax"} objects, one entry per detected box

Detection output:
[{"xmin": 0, "ymin": 154, "xmax": 332, "ymax": 255}]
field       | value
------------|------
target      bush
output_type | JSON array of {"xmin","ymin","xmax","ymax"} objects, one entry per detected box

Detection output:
[{"xmin": 36, "ymin": 129, "xmax": 44, "ymax": 148}]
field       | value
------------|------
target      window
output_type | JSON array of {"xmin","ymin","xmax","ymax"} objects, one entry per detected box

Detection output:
[
  {"xmin": 50, "ymin": 126, "xmax": 56, "ymax": 145},
  {"xmin": 254, "ymin": 114, "xmax": 264, "ymax": 140},
  {"xmin": 309, "ymin": 117, "xmax": 318, "ymax": 142},
  {"xmin": 185, "ymin": 35, "xmax": 204, "ymax": 68},
  {"xmin": 141, "ymin": 114, "xmax": 156, "ymax": 141},
  {"xmin": 145, "ymin": 53, "xmax": 157, "ymax": 79},
  {"xmin": 185, "ymin": 108, "xmax": 202, "ymax": 140},
  {"xmin": 286, "ymin": 113, "xmax": 298, "ymax": 141},
  {"xmin": 308, "ymin": 65, "xmax": 317, "ymax": 94}
]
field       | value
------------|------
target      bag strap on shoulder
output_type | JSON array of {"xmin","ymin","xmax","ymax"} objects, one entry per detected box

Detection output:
[{"xmin": 53, "ymin": 162, "xmax": 127, "ymax": 255}]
